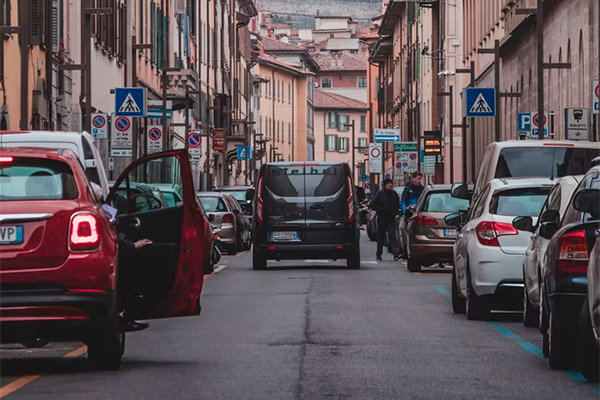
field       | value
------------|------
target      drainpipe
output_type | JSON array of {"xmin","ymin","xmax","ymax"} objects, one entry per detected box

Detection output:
[
  {"xmin": 19, "ymin": 0, "xmax": 29, "ymax": 130},
  {"xmin": 271, "ymin": 69, "xmax": 275, "ymax": 161},
  {"xmin": 291, "ymin": 76, "xmax": 295, "ymax": 160},
  {"xmin": 323, "ymin": 110, "xmax": 327, "ymax": 161}
]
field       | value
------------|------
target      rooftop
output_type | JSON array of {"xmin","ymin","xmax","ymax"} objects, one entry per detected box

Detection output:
[
  {"xmin": 312, "ymin": 52, "xmax": 367, "ymax": 72},
  {"xmin": 314, "ymin": 90, "xmax": 368, "ymax": 110}
]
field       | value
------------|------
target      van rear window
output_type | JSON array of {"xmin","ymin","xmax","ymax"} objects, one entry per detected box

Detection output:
[
  {"xmin": 495, "ymin": 147, "xmax": 599, "ymax": 179},
  {"xmin": 0, "ymin": 157, "xmax": 78, "ymax": 201},
  {"xmin": 266, "ymin": 165, "xmax": 345, "ymax": 197}
]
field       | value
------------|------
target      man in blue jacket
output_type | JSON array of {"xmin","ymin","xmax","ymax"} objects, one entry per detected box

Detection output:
[{"xmin": 401, "ymin": 171, "xmax": 424, "ymax": 214}]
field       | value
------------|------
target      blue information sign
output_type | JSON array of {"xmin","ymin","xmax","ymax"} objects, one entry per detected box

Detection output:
[
  {"xmin": 115, "ymin": 88, "xmax": 146, "ymax": 117},
  {"xmin": 465, "ymin": 88, "xmax": 496, "ymax": 117}
]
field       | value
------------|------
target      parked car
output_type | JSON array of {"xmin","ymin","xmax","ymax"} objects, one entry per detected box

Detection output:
[
  {"xmin": 252, "ymin": 162, "xmax": 363, "ymax": 270},
  {"xmin": 512, "ymin": 176, "xmax": 582, "ymax": 327},
  {"xmin": 112, "ymin": 182, "xmax": 170, "ymax": 213},
  {"xmin": 0, "ymin": 148, "xmax": 211, "ymax": 369},
  {"xmin": 402, "ymin": 185, "xmax": 470, "ymax": 272},
  {"xmin": 197, "ymin": 192, "xmax": 251, "ymax": 254},
  {"xmin": 537, "ymin": 164, "xmax": 599, "ymax": 369},
  {"xmin": 579, "ymin": 235, "xmax": 600, "ymax": 382},
  {"xmin": 214, "ymin": 185, "xmax": 254, "ymax": 218},
  {"xmin": 447, "ymin": 178, "xmax": 553, "ymax": 319},
  {"xmin": 152, "ymin": 183, "xmax": 183, "ymax": 207},
  {"xmin": 451, "ymin": 140, "xmax": 599, "ymax": 204},
  {"xmin": 0, "ymin": 130, "xmax": 110, "ymax": 198}
]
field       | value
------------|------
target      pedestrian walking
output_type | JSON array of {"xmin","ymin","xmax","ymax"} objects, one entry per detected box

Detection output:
[
  {"xmin": 401, "ymin": 171, "xmax": 424, "ymax": 214},
  {"xmin": 370, "ymin": 178, "xmax": 401, "ymax": 261}
]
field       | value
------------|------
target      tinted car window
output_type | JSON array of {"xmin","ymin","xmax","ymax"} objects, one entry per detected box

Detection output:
[
  {"xmin": 223, "ymin": 191, "xmax": 247, "ymax": 202},
  {"xmin": 199, "ymin": 197, "xmax": 227, "ymax": 212},
  {"xmin": 562, "ymin": 172, "xmax": 600, "ymax": 225},
  {"xmin": 495, "ymin": 147, "xmax": 599, "ymax": 179},
  {"xmin": 305, "ymin": 165, "xmax": 344, "ymax": 197},
  {"xmin": 266, "ymin": 165, "xmax": 304, "ymax": 197},
  {"xmin": 422, "ymin": 192, "xmax": 470, "ymax": 213},
  {"xmin": 0, "ymin": 157, "xmax": 78, "ymax": 201},
  {"xmin": 162, "ymin": 192, "xmax": 178, "ymax": 207},
  {"xmin": 489, "ymin": 188, "xmax": 550, "ymax": 217}
]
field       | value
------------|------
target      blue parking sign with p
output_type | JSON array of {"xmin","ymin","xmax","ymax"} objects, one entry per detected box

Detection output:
[{"xmin": 518, "ymin": 113, "xmax": 531, "ymax": 132}]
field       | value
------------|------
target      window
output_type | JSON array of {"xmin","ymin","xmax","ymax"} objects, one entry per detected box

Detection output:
[
  {"xmin": 288, "ymin": 83, "xmax": 291, "ymax": 103},
  {"xmin": 328, "ymin": 112, "xmax": 338, "ymax": 128},
  {"xmin": 358, "ymin": 138, "xmax": 367, "ymax": 153},
  {"xmin": 360, "ymin": 115, "xmax": 366, "ymax": 132},
  {"xmin": 199, "ymin": 196, "xmax": 227, "ymax": 212},
  {"xmin": 423, "ymin": 192, "xmax": 470, "ymax": 213},
  {"xmin": 0, "ymin": 0, "xmax": 10, "ymax": 26},
  {"xmin": 358, "ymin": 77, "xmax": 367, "ymax": 88},
  {"xmin": 338, "ymin": 115, "xmax": 350, "ymax": 131},
  {"xmin": 281, "ymin": 82, "xmax": 285, "ymax": 103},
  {"xmin": 489, "ymin": 188, "xmax": 551, "ymax": 217},
  {"xmin": 288, "ymin": 123, "xmax": 291, "ymax": 144},
  {"xmin": 337, "ymin": 137, "xmax": 349, "ymax": 152},
  {"xmin": 322, "ymin": 77, "xmax": 332, "ymax": 88},
  {"xmin": 325, "ymin": 135, "xmax": 337, "ymax": 151}
]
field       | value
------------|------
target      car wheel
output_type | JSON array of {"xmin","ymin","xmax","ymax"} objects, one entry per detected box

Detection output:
[
  {"xmin": 466, "ymin": 268, "xmax": 489, "ymax": 321},
  {"xmin": 523, "ymin": 286, "xmax": 539, "ymax": 328},
  {"xmin": 347, "ymin": 241, "xmax": 361, "ymax": 269},
  {"xmin": 539, "ymin": 283, "xmax": 550, "ymax": 357},
  {"xmin": 87, "ymin": 300, "xmax": 123, "ymax": 370},
  {"xmin": 451, "ymin": 270, "xmax": 466, "ymax": 314},
  {"xmin": 228, "ymin": 243, "xmax": 238, "ymax": 255},
  {"xmin": 407, "ymin": 255, "xmax": 421, "ymax": 272},
  {"xmin": 579, "ymin": 299, "xmax": 600, "ymax": 382},
  {"xmin": 252, "ymin": 247, "xmax": 267, "ymax": 270},
  {"xmin": 20, "ymin": 337, "xmax": 50, "ymax": 348}
]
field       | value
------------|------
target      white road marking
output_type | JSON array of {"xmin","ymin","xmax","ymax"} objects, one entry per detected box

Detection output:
[
  {"xmin": 213, "ymin": 264, "xmax": 227, "ymax": 274},
  {"xmin": 362, "ymin": 261, "xmax": 378, "ymax": 265}
]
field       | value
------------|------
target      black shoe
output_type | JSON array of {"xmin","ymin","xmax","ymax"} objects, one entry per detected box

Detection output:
[
  {"xmin": 121, "ymin": 319, "xmax": 149, "ymax": 332},
  {"xmin": 376, "ymin": 256, "xmax": 382, "ymax": 261}
]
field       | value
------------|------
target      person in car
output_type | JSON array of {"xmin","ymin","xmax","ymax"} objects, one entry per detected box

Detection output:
[
  {"xmin": 371, "ymin": 178, "xmax": 401, "ymax": 261},
  {"xmin": 401, "ymin": 171, "xmax": 424, "ymax": 214}
]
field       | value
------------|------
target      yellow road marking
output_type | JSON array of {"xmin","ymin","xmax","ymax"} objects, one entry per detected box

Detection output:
[{"xmin": 0, "ymin": 345, "xmax": 87, "ymax": 398}]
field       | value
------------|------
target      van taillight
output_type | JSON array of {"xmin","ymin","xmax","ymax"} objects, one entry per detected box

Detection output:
[
  {"xmin": 69, "ymin": 213, "xmax": 100, "ymax": 252},
  {"xmin": 256, "ymin": 177, "xmax": 264, "ymax": 225},
  {"xmin": 556, "ymin": 230, "xmax": 589, "ymax": 274},
  {"xmin": 346, "ymin": 176, "xmax": 355, "ymax": 224},
  {"xmin": 222, "ymin": 213, "xmax": 235, "ymax": 223}
]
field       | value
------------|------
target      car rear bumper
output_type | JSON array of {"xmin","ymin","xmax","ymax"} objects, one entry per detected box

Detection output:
[
  {"xmin": 471, "ymin": 251, "xmax": 524, "ymax": 296},
  {"xmin": 0, "ymin": 289, "xmax": 115, "ymax": 343},
  {"xmin": 258, "ymin": 243, "xmax": 354, "ymax": 260},
  {"xmin": 409, "ymin": 240, "xmax": 454, "ymax": 265}
]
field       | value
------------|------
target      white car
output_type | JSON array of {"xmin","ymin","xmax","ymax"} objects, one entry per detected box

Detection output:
[
  {"xmin": 512, "ymin": 175, "xmax": 581, "ymax": 327},
  {"xmin": 0, "ymin": 131, "xmax": 110, "ymax": 198},
  {"xmin": 448, "ymin": 178, "xmax": 553, "ymax": 320}
]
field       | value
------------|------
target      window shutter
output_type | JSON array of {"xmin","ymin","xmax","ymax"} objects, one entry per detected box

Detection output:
[
  {"xmin": 29, "ymin": 0, "xmax": 46, "ymax": 46},
  {"xmin": 51, "ymin": 0, "xmax": 60, "ymax": 53}
]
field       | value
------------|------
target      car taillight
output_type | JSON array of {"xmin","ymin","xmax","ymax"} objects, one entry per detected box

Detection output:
[
  {"xmin": 222, "ymin": 213, "xmax": 234, "ymax": 223},
  {"xmin": 556, "ymin": 230, "xmax": 589, "ymax": 274},
  {"xmin": 475, "ymin": 221, "xmax": 518, "ymax": 247},
  {"xmin": 346, "ymin": 176, "xmax": 355, "ymax": 224},
  {"xmin": 414, "ymin": 215, "xmax": 437, "ymax": 226},
  {"xmin": 69, "ymin": 213, "xmax": 100, "ymax": 252},
  {"xmin": 0, "ymin": 156, "xmax": 14, "ymax": 163},
  {"xmin": 256, "ymin": 177, "xmax": 264, "ymax": 225}
]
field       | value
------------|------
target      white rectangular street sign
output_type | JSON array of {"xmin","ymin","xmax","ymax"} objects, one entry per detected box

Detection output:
[
  {"xmin": 110, "ymin": 114, "xmax": 133, "ymax": 157},
  {"xmin": 593, "ymin": 80, "xmax": 599, "ymax": 114},
  {"xmin": 369, "ymin": 143, "xmax": 382, "ymax": 173},
  {"xmin": 147, "ymin": 125, "xmax": 164, "ymax": 154},
  {"xmin": 91, "ymin": 113, "xmax": 108, "ymax": 139},
  {"xmin": 564, "ymin": 108, "xmax": 589, "ymax": 141},
  {"xmin": 373, "ymin": 128, "xmax": 400, "ymax": 142}
]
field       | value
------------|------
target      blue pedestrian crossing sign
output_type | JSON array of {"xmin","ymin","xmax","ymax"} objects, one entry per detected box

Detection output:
[
  {"xmin": 115, "ymin": 88, "xmax": 146, "ymax": 117},
  {"xmin": 237, "ymin": 145, "xmax": 251, "ymax": 160},
  {"xmin": 465, "ymin": 88, "xmax": 496, "ymax": 117}
]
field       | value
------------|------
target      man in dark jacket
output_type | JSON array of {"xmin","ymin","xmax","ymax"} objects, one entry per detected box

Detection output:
[{"xmin": 371, "ymin": 178, "xmax": 401, "ymax": 261}]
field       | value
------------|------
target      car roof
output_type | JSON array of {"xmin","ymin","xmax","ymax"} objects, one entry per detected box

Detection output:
[
  {"xmin": 0, "ymin": 130, "xmax": 91, "ymax": 142},
  {"xmin": 489, "ymin": 177, "xmax": 556, "ymax": 190},
  {"xmin": 487, "ymin": 140, "xmax": 600, "ymax": 150},
  {"xmin": 215, "ymin": 185, "xmax": 252, "ymax": 190},
  {"xmin": 424, "ymin": 184, "xmax": 453, "ymax": 192},
  {"xmin": 0, "ymin": 146, "xmax": 79, "ymax": 162},
  {"xmin": 266, "ymin": 162, "xmax": 345, "ymax": 167},
  {"xmin": 197, "ymin": 191, "xmax": 227, "ymax": 197}
]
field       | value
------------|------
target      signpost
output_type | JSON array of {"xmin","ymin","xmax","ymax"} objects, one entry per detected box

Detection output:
[
  {"xmin": 110, "ymin": 115, "xmax": 133, "ymax": 157},
  {"xmin": 531, "ymin": 111, "xmax": 549, "ymax": 137},
  {"xmin": 593, "ymin": 80, "xmax": 599, "ymax": 114},
  {"xmin": 564, "ymin": 108, "xmax": 589, "ymax": 140},
  {"xmin": 465, "ymin": 88, "xmax": 496, "ymax": 118},
  {"xmin": 147, "ymin": 125, "xmax": 163, "ymax": 154},
  {"xmin": 115, "ymin": 88, "xmax": 146, "ymax": 117},
  {"xmin": 91, "ymin": 113, "xmax": 108, "ymax": 139},
  {"xmin": 374, "ymin": 128, "xmax": 400, "ymax": 142},
  {"xmin": 237, "ymin": 145, "xmax": 251, "ymax": 160},
  {"xmin": 213, "ymin": 129, "xmax": 225, "ymax": 151},
  {"xmin": 147, "ymin": 100, "xmax": 173, "ymax": 119},
  {"xmin": 423, "ymin": 131, "xmax": 442, "ymax": 156},
  {"xmin": 369, "ymin": 143, "xmax": 382, "ymax": 174},
  {"xmin": 393, "ymin": 142, "xmax": 418, "ymax": 152},
  {"xmin": 517, "ymin": 113, "xmax": 531, "ymax": 138}
]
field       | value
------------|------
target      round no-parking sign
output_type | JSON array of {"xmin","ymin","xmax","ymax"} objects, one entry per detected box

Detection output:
[
  {"xmin": 188, "ymin": 135, "xmax": 201, "ymax": 148},
  {"xmin": 147, "ymin": 125, "xmax": 163, "ymax": 154}
]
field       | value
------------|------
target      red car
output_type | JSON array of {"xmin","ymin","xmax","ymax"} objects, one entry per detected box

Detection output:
[{"xmin": 0, "ymin": 147, "xmax": 212, "ymax": 369}]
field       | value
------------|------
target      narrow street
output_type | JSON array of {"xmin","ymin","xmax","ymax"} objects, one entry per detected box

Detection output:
[{"xmin": 1, "ymin": 233, "xmax": 597, "ymax": 400}]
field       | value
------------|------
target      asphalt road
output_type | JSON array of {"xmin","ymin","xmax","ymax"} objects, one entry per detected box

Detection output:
[{"xmin": 1, "ymin": 232, "xmax": 599, "ymax": 399}]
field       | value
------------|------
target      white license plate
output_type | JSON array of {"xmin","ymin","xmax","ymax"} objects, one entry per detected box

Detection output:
[
  {"xmin": 0, "ymin": 226, "xmax": 24, "ymax": 244},
  {"xmin": 270, "ymin": 231, "xmax": 299, "ymax": 241},
  {"xmin": 444, "ymin": 228, "xmax": 458, "ymax": 237}
]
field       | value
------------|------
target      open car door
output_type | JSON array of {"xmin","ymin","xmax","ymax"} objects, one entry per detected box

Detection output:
[{"xmin": 106, "ymin": 150, "xmax": 210, "ymax": 320}]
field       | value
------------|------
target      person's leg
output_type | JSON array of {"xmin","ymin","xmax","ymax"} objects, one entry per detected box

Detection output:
[
  {"xmin": 376, "ymin": 218, "xmax": 385, "ymax": 259},
  {"xmin": 386, "ymin": 221, "xmax": 400, "ymax": 259}
]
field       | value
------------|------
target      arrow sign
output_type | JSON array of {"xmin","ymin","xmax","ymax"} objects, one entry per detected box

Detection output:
[{"xmin": 374, "ymin": 128, "xmax": 400, "ymax": 142}]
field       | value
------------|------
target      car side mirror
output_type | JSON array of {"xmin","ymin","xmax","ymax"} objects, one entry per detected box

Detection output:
[
  {"xmin": 208, "ymin": 214, "xmax": 215, "ymax": 222},
  {"xmin": 233, "ymin": 209, "xmax": 240, "ymax": 215},
  {"xmin": 90, "ymin": 182, "xmax": 104, "ymax": 203},
  {"xmin": 445, "ymin": 213, "xmax": 461, "ymax": 227},
  {"xmin": 573, "ymin": 189, "xmax": 600, "ymax": 219},
  {"xmin": 405, "ymin": 208, "xmax": 415, "ymax": 219},
  {"xmin": 512, "ymin": 216, "xmax": 534, "ymax": 232},
  {"xmin": 246, "ymin": 188, "xmax": 255, "ymax": 202},
  {"xmin": 356, "ymin": 187, "xmax": 366, "ymax": 202},
  {"xmin": 451, "ymin": 182, "xmax": 472, "ymax": 200},
  {"xmin": 540, "ymin": 209, "xmax": 560, "ymax": 224},
  {"xmin": 539, "ymin": 221, "xmax": 559, "ymax": 240}
]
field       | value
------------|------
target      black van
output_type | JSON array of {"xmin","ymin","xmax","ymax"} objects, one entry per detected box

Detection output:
[{"xmin": 252, "ymin": 162, "xmax": 362, "ymax": 270}]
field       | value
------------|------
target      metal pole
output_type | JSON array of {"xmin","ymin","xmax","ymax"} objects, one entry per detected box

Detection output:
[
  {"xmin": 537, "ymin": 0, "xmax": 545, "ymax": 140},
  {"xmin": 84, "ymin": 1, "xmax": 92, "ymax": 132},
  {"xmin": 597, "ymin": 0, "xmax": 600, "ymax": 142},
  {"xmin": 18, "ymin": 0, "xmax": 28, "ymax": 130},
  {"xmin": 462, "ymin": 116, "xmax": 467, "ymax": 182},
  {"xmin": 470, "ymin": 61, "xmax": 476, "ymax": 181},
  {"xmin": 351, "ymin": 121, "xmax": 356, "ymax": 184},
  {"xmin": 132, "ymin": 35, "xmax": 138, "ymax": 160},
  {"xmin": 449, "ymin": 85, "xmax": 454, "ymax": 183},
  {"xmin": 162, "ymin": 69, "xmax": 167, "ymax": 151},
  {"xmin": 494, "ymin": 39, "xmax": 501, "ymax": 142}
]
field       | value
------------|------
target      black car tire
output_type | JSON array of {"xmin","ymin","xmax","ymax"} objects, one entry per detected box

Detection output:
[
  {"xmin": 252, "ymin": 247, "xmax": 267, "ymax": 270},
  {"xmin": 407, "ymin": 254, "xmax": 420, "ymax": 272},
  {"xmin": 466, "ymin": 268, "xmax": 489, "ymax": 321},
  {"xmin": 523, "ymin": 286, "xmax": 539, "ymax": 328},
  {"xmin": 20, "ymin": 338, "xmax": 50, "ymax": 348},
  {"xmin": 347, "ymin": 241, "xmax": 361, "ymax": 269},
  {"xmin": 548, "ymin": 305, "xmax": 576, "ymax": 370},
  {"xmin": 87, "ymin": 301, "xmax": 123, "ymax": 370},
  {"xmin": 452, "ymin": 270, "xmax": 466, "ymax": 314},
  {"xmin": 228, "ymin": 243, "xmax": 238, "ymax": 255},
  {"xmin": 579, "ymin": 299, "xmax": 600, "ymax": 382}
]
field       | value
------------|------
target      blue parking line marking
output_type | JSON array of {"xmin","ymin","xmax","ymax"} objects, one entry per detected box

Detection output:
[
  {"xmin": 434, "ymin": 285, "xmax": 450, "ymax": 299},
  {"xmin": 518, "ymin": 341, "xmax": 544, "ymax": 358}
]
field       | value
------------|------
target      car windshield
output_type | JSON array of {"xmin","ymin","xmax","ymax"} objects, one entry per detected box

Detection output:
[
  {"xmin": 489, "ymin": 188, "xmax": 551, "ymax": 217},
  {"xmin": 199, "ymin": 196, "xmax": 227, "ymax": 212},
  {"xmin": 161, "ymin": 192, "xmax": 178, "ymax": 207},
  {"xmin": 222, "ymin": 191, "xmax": 247, "ymax": 202},
  {"xmin": 422, "ymin": 192, "xmax": 470, "ymax": 212},
  {"xmin": 494, "ymin": 147, "xmax": 599, "ymax": 179},
  {"xmin": 0, "ymin": 157, "xmax": 78, "ymax": 201}
]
